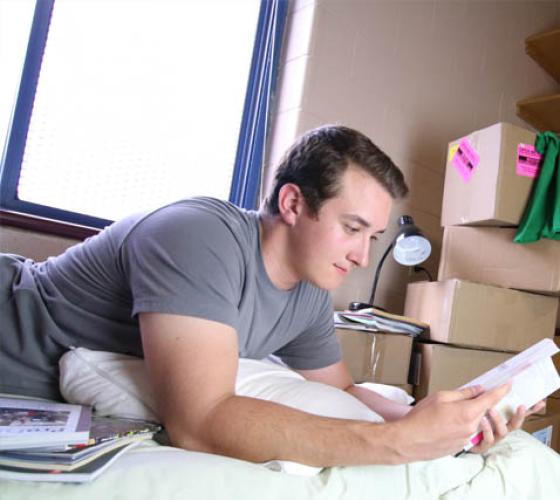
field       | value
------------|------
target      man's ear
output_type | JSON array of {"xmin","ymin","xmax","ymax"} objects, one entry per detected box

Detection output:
[{"xmin": 277, "ymin": 183, "xmax": 305, "ymax": 226}]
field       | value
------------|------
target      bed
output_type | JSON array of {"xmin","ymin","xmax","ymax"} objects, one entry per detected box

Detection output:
[{"xmin": 2, "ymin": 349, "xmax": 559, "ymax": 499}]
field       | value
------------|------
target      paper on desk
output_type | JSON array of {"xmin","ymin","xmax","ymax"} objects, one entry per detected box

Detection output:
[{"xmin": 333, "ymin": 311, "xmax": 426, "ymax": 336}]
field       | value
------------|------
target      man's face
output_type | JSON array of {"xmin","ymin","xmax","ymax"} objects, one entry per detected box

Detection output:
[{"xmin": 289, "ymin": 164, "xmax": 393, "ymax": 290}]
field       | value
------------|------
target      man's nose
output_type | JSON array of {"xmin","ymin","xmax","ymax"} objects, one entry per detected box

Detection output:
[{"xmin": 348, "ymin": 238, "xmax": 370, "ymax": 268}]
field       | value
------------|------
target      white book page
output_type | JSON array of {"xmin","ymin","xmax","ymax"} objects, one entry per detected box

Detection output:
[
  {"xmin": 461, "ymin": 339, "xmax": 560, "ymax": 419},
  {"xmin": 457, "ymin": 339, "xmax": 560, "ymax": 451}
]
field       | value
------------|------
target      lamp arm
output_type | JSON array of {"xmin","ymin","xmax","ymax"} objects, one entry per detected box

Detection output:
[
  {"xmin": 368, "ymin": 241, "xmax": 395, "ymax": 306},
  {"xmin": 413, "ymin": 265, "xmax": 433, "ymax": 281}
]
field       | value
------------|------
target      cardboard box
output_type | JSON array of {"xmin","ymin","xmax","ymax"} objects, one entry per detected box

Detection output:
[
  {"xmin": 404, "ymin": 279, "xmax": 557, "ymax": 352},
  {"xmin": 554, "ymin": 335, "xmax": 560, "ymax": 366},
  {"xmin": 548, "ymin": 396, "xmax": 560, "ymax": 414},
  {"xmin": 534, "ymin": 399, "xmax": 549, "ymax": 416},
  {"xmin": 438, "ymin": 226, "xmax": 560, "ymax": 295},
  {"xmin": 441, "ymin": 122, "xmax": 537, "ymax": 227},
  {"xmin": 336, "ymin": 328, "xmax": 412, "ymax": 385},
  {"xmin": 551, "ymin": 336, "xmax": 560, "ymax": 399},
  {"xmin": 413, "ymin": 342, "xmax": 513, "ymax": 400},
  {"xmin": 522, "ymin": 412, "xmax": 560, "ymax": 452}
]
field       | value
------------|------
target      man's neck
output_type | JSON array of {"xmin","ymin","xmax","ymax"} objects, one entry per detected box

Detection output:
[{"xmin": 257, "ymin": 212, "xmax": 300, "ymax": 291}]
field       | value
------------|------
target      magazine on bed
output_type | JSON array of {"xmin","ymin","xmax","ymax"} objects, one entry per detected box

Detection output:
[
  {"xmin": 0, "ymin": 440, "xmax": 142, "ymax": 483},
  {"xmin": 0, "ymin": 398, "xmax": 91, "ymax": 451},
  {"xmin": 0, "ymin": 394, "xmax": 162, "ymax": 482},
  {"xmin": 0, "ymin": 433, "xmax": 155, "ymax": 472},
  {"xmin": 0, "ymin": 412, "xmax": 161, "ymax": 482},
  {"xmin": 87, "ymin": 416, "xmax": 162, "ymax": 445}
]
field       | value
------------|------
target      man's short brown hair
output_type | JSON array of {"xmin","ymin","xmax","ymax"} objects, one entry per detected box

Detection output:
[{"xmin": 263, "ymin": 125, "xmax": 408, "ymax": 216}]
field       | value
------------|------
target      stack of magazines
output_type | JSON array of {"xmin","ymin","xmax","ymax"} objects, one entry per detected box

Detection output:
[
  {"xmin": 334, "ymin": 307, "xmax": 429, "ymax": 336},
  {"xmin": 0, "ymin": 397, "xmax": 161, "ymax": 483}
]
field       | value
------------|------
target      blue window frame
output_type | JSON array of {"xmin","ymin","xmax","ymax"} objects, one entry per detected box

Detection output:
[{"xmin": 0, "ymin": 0, "xmax": 288, "ymax": 230}]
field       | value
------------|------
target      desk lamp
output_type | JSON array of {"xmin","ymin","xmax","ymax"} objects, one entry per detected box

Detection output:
[{"xmin": 349, "ymin": 215, "xmax": 431, "ymax": 311}]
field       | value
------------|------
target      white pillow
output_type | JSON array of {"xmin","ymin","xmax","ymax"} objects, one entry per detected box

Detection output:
[
  {"xmin": 235, "ymin": 358, "xmax": 386, "ymax": 422},
  {"xmin": 59, "ymin": 348, "xmax": 412, "ymax": 475},
  {"xmin": 59, "ymin": 347, "xmax": 160, "ymax": 421}
]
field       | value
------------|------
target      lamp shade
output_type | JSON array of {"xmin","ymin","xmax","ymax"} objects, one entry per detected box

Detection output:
[
  {"xmin": 362, "ymin": 215, "xmax": 431, "ymax": 308},
  {"xmin": 392, "ymin": 215, "xmax": 431, "ymax": 266}
]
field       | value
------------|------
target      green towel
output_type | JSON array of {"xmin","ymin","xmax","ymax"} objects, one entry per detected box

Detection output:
[{"xmin": 514, "ymin": 131, "xmax": 560, "ymax": 243}]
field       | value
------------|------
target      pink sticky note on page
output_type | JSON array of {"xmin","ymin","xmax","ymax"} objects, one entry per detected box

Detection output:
[
  {"xmin": 451, "ymin": 138, "xmax": 480, "ymax": 182},
  {"xmin": 516, "ymin": 144, "xmax": 542, "ymax": 178},
  {"xmin": 469, "ymin": 431, "xmax": 483, "ymax": 447}
]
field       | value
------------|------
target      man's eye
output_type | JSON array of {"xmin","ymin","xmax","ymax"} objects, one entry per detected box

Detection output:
[{"xmin": 345, "ymin": 225, "xmax": 360, "ymax": 234}]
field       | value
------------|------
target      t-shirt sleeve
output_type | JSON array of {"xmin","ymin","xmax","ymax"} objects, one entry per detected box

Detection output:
[
  {"xmin": 120, "ymin": 204, "xmax": 245, "ymax": 329},
  {"xmin": 273, "ymin": 291, "xmax": 342, "ymax": 370}
]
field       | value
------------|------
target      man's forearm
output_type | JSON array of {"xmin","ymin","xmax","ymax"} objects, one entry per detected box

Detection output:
[
  {"xmin": 297, "ymin": 361, "xmax": 412, "ymax": 423},
  {"xmin": 140, "ymin": 316, "xmax": 513, "ymax": 467},
  {"xmin": 346, "ymin": 385, "xmax": 412, "ymax": 421},
  {"xmin": 166, "ymin": 394, "xmax": 404, "ymax": 467},
  {"xmin": 165, "ymin": 386, "xmax": 515, "ymax": 466}
]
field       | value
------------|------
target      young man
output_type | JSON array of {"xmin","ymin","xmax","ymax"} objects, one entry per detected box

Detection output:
[{"xmin": 0, "ymin": 125, "xmax": 539, "ymax": 466}]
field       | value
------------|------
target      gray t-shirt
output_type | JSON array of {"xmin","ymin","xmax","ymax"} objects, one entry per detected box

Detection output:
[{"xmin": 1, "ymin": 197, "xmax": 341, "ymax": 399}]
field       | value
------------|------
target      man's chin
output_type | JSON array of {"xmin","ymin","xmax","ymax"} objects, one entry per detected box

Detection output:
[{"xmin": 308, "ymin": 275, "xmax": 346, "ymax": 291}]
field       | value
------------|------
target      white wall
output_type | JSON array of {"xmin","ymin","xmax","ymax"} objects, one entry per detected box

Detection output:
[{"xmin": 265, "ymin": 0, "xmax": 560, "ymax": 313}]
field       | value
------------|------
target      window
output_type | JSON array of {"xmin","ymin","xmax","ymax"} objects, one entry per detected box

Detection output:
[{"xmin": 0, "ymin": 0, "xmax": 287, "ymax": 230}]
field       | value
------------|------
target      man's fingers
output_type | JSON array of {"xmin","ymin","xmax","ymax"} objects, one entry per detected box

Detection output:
[
  {"xmin": 470, "ymin": 416, "xmax": 494, "ymax": 453},
  {"xmin": 429, "ymin": 383, "xmax": 506, "ymax": 405},
  {"xmin": 452, "ymin": 384, "xmax": 485, "ymax": 401},
  {"xmin": 488, "ymin": 408, "xmax": 508, "ymax": 438},
  {"xmin": 472, "ymin": 382, "xmax": 511, "ymax": 411},
  {"xmin": 507, "ymin": 405, "xmax": 526, "ymax": 431}
]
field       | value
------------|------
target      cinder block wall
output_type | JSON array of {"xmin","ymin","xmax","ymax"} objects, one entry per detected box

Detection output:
[
  {"xmin": 3, "ymin": 1, "xmax": 559, "ymax": 311},
  {"xmin": 0, "ymin": 226, "xmax": 80, "ymax": 261},
  {"xmin": 264, "ymin": 0, "xmax": 560, "ymax": 313}
]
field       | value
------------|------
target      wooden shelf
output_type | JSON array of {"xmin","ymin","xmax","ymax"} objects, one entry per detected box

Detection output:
[
  {"xmin": 517, "ymin": 93, "xmax": 560, "ymax": 133},
  {"xmin": 526, "ymin": 28, "xmax": 560, "ymax": 84}
]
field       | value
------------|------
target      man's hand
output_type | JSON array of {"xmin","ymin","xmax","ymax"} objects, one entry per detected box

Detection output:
[
  {"xmin": 469, "ymin": 399, "xmax": 545, "ymax": 454},
  {"xmin": 386, "ymin": 384, "xmax": 512, "ymax": 462},
  {"xmin": 137, "ymin": 315, "xmax": 534, "ymax": 466},
  {"xmin": 299, "ymin": 362, "xmax": 541, "ymax": 458}
]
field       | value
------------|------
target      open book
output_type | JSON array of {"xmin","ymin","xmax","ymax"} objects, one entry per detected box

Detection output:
[{"xmin": 459, "ymin": 338, "xmax": 560, "ymax": 452}]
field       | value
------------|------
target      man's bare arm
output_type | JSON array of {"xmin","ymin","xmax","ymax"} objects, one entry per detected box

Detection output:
[
  {"xmin": 139, "ymin": 312, "xmax": 400, "ymax": 465},
  {"xmin": 297, "ymin": 361, "xmax": 412, "ymax": 421},
  {"xmin": 139, "ymin": 312, "xmax": 510, "ymax": 466},
  {"xmin": 299, "ymin": 360, "xmax": 545, "ymax": 454}
]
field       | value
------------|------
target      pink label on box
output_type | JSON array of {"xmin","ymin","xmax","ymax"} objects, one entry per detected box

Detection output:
[
  {"xmin": 516, "ymin": 143, "xmax": 542, "ymax": 178},
  {"xmin": 452, "ymin": 138, "xmax": 480, "ymax": 182}
]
